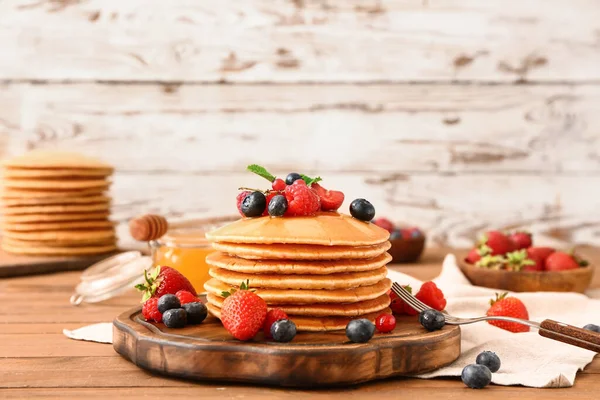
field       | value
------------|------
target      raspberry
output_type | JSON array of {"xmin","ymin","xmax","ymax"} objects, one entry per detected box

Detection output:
[
  {"xmin": 415, "ymin": 281, "xmax": 447, "ymax": 311},
  {"xmin": 285, "ymin": 180, "xmax": 320, "ymax": 216},
  {"xmin": 263, "ymin": 191, "xmax": 277, "ymax": 216},
  {"xmin": 272, "ymin": 178, "xmax": 286, "ymax": 191},
  {"xmin": 142, "ymin": 298, "xmax": 162, "ymax": 323},
  {"xmin": 175, "ymin": 290, "xmax": 200, "ymax": 305},
  {"xmin": 236, "ymin": 191, "xmax": 251, "ymax": 216},
  {"xmin": 263, "ymin": 308, "xmax": 289, "ymax": 337}
]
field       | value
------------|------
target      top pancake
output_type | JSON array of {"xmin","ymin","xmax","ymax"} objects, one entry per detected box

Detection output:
[
  {"xmin": 3, "ymin": 150, "xmax": 113, "ymax": 171},
  {"xmin": 206, "ymin": 213, "xmax": 390, "ymax": 246}
]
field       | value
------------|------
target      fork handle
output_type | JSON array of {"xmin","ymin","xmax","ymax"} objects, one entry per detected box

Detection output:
[{"xmin": 539, "ymin": 319, "xmax": 600, "ymax": 353}]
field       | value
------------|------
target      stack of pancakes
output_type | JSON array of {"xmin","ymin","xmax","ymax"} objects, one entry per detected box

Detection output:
[
  {"xmin": 204, "ymin": 213, "xmax": 393, "ymax": 331},
  {"xmin": 1, "ymin": 150, "xmax": 117, "ymax": 256}
]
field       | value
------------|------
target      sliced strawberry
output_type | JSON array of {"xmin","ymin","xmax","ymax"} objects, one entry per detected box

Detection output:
[{"xmin": 311, "ymin": 183, "xmax": 344, "ymax": 211}]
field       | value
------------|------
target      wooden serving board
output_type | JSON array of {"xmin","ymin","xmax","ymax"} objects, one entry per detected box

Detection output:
[
  {"xmin": 113, "ymin": 303, "xmax": 461, "ymax": 387},
  {"xmin": 0, "ymin": 246, "xmax": 119, "ymax": 278}
]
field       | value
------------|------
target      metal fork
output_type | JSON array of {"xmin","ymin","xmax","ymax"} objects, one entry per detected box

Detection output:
[{"xmin": 391, "ymin": 282, "xmax": 600, "ymax": 353}]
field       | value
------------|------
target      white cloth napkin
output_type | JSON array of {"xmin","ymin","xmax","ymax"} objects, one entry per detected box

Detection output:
[
  {"xmin": 63, "ymin": 323, "xmax": 113, "ymax": 344},
  {"xmin": 387, "ymin": 253, "xmax": 600, "ymax": 388}
]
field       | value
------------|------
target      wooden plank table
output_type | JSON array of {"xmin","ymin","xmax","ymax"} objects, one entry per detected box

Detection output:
[{"xmin": 1, "ymin": 247, "xmax": 598, "ymax": 399}]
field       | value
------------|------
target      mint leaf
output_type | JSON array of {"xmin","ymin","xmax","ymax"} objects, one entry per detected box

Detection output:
[
  {"xmin": 247, "ymin": 164, "xmax": 276, "ymax": 182},
  {"xmin": 300, "ymin": 174, "xmax": 322, "ymax": 186}
]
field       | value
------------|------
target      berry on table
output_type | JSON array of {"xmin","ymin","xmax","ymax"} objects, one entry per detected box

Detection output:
[
  {"xmin": 375, "ymin": 313, "xmax": 396, "ymax": 333},
  {"xmin": 461, "ymin": 364, "xmax": 492, "ymax": 389},
  {"xmin": 285, "ymin": 172, "xmax": 302, "ymax": 185},
  {"xmin": 486, "ymin": 293, "xmax": 530, "ymax": 333},
  {"xmin": 272, "ymin": 178, "xmax": 286, "ymax": 191},
  {"xmin": 270, "ymin": 319, "xmax": 297, "ymax": 342},
  {"xmin": 268, "ymin": 194, "xmax": 288, "ymax": 217},
  {"xmin": 163, "ymin": 308, "xmax": 187, "ymax": 328},
  {"xmin": 311, "ymin": 183, "xmax": 344, "ymax": 211},
  {"xmin": 236, "ymin": 191, "xmax": 251, "ymax": 216},
  {"xmin": 264, "ymin": 308, "xmax": 289, "ymax": 337},
  {"xmin": 373, "ymin": 217, "xmax": 394, "ymax": 233},
  {"xmin": 583, "ymin": 324, "xmax": 600, "ymax": 333},
  {"xmin": 175, "ymin": 290, "xmax": 200, "ymax": 305},
  {"xmin": 349, "ymin": 199, "xmax": 375, "ymax": 222},
  {"xmin": 221, "ymin": 281, "xmax": 268, "ymax": 341},
  {"xmin": 476, "ymin": 351, "xmax": 501, "ymax": 373},
  {"xmin": 285, "ymin": 179, "xmax": 320, "ymax": 216},
  {"xmin": 389, "ymin": 286, "xmax": 411, "ymax": 315},
  {"xmin": 241, "ymin": 191, "xmax": 267, "ymax": 217},
  {"xmin": 419, "ymin": 309, "xmax": 445, "ymax": 331},
  {"xmin": 142, "ymin": 298, "xmax": 162, "ymax": 323},
  {"xmin": 157, "ymin": 294, "xmax": 181, "ymax": 313},
  {"xmin": 415, "ymin": 281, "xmax": 447, "ymax": 311},
  {"xmin": 346, "ymin": 319, "xmax": 375, "ymax": 343},
  {"xmin": 135, "ymin": 266, "xmax": 197, "ymax": 302},
  {"xmin": 183, "ymin": 302, "xmax": 208, "ymax": 325}
]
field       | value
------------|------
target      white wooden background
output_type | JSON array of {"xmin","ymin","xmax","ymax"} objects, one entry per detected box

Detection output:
[{"xmin": 1, "ymin": 0, "xmax": 599, "ymax": 248}]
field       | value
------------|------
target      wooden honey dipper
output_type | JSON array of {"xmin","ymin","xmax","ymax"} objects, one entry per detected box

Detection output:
[{"xmin": 129, "ymin": 214, "xmax": 169, "ymax": 241}]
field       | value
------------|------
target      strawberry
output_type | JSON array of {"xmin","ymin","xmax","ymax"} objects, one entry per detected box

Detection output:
[
  {"xmin": 221, "ymin": 281, "xmax": 267, "ymax": 341},
  {"xmin": 486, "ymin": 293, "xmax": 530, "ymax": 333},
  {"xmin": 523, "ymin": 252, "xmax": 544, "ymax": 272},
  {"xmin": 142, "ymin": 298, "xmax": 162, "ymax": 323},
  {"xmin": 175, "ymin": 290, "xmax": 200, "ymax": 305},
  {"xmin": 479, "ymin": 231, "xmax": 513, "ymax": 256},
  {"xmin": 465, "ymin": 247, "xmax": 482, "ymax": 264},
  {"xmin": 285, "ymin": 179, "xmax": 321, "ymax": 216},
  {"xmin": 544, "ymin": 251, "xmax": 588, "ymax": 272},
  {"xmin": 389, "ymin": 285, "xmax": 412, "ymax": 315},
  {"xmin": 311, "ymin": 183, "xmax": 345, "ymax": 211},
  {"xmin": 527, "ymin": 246, "xmax": 555, "ymax": 263},
  {"xmin": 263, "ymin": 308, "xmax": 289, "ymax": 338},
  {"xmin": 415, "ymin": 281, "xmax": 447, "ymax": 311},
  {"xmin": 373, "ymin": 217, "xmax": 394, "ymax": 233},
  {"xmin": 508, "ymin": 231, "xmax": 532, "ymax": 250},
  {"xmin": 135, "ymin": 266, "xmax": 197, "ymax": 302},
  {"xmin": 236, "ymin": 191, "xmax": 251, "ymax": 216},
  {"xmin": 504, "ymin": 250, "xmax": 536, "ymax": 272}
]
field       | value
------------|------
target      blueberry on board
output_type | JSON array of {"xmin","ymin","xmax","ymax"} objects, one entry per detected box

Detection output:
[
  {"xmin": 419, "ymin": 309, "xmax": 446, "ymax": 331},
  {"xmin": 346, "ymin": 319, "xmax": 376, "ymax": 343},
  {"xmin": 476, "ymin": 351, "xmax": 501, "ymax": 373},
  {"xmin": 583, "ymin": 324, "xmax": 600, "ymax": 333},
  {"xmin": 163, "ymin": 308, "xmax": 187, "ymax": 328},
  {"xmin": 271, "ymin": 319, "xmax": 297, "ymax": 342},
  {"xmin": 461, "ymin": 364, "xmax": 492, "ymax": 389},
  {"xmin": 183, "ymin": 302, "xmax": 208, "ymax": 325},
  {"xmin": 349, "ymin": 199, "xmax": 376, "ymax": 222},
  {"xmin": 157, "ymin": 294, "xmax": 181, "ymax": 313},
  {"xmin": 241, "ymin": 191, "xmax": 267, "ymax": 217},
  {"xmin": 268, "ymin": 194, "xmax": 288, "ymax": 217},
  {"xmin": 285, "ymin": 173, "xmax": 302, "ymax": 185}
]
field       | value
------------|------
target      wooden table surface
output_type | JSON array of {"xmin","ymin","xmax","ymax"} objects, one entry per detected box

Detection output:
[{"xmin": 1, "ymin": 247, "xmax": 599, "ymax": 399}]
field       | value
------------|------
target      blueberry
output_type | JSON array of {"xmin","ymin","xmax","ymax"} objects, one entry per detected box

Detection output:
[
  {"xmin": 419, "ymin": 309, "xmax": 445, "ymax": 331},
  {"xmin": 583, "ymin": 324, "xmax": 600, "ymax": 333},
  {"xmin": 158, "ymin": 294, "xmax": 181, "ymax": 313},
  {"xmin": 349, "ymin": 199, "xmax": 376, "ymax": 222},
  {"xmin": 285, "ymin": 173, "xmax": 302, "ymax": 185},
  {"xmin": 390, "ymin": 229, "xmax": 402, "ymax": 240},
  {"xmin": 241, "ymin": 191, "xmax": 267, "ymax": 217},
  {"xmin": 268, "ymin": 194, "xmax": 288, "ymax": 217},
  {"xmin": 476, "ymin": 351, "xmax": 501, "ymax": 373},
  {"xmin": 346, "ymin": 319, "xmax": 375, "ymax": 343},
  {"xmin": 271, "ymin": 319, "xmax": 297, "ymax": 342},
  {"xmin": 461, "ymin": 364, "xmax": 492, "ymax": 389},
  {"xmin": 183, "ymin": 302, "xmax": 207, "ymax": 325},
  {"xmin": 411, "ymin": 229, "xmax": 422, "ymax": 238},
  {"xmin": 163, "ymin": 308, "xmax": 187, "ymax": 328}
]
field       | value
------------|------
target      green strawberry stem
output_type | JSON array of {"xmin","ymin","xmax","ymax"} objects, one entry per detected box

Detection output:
[
  {"xmin": 135, "ymin": 266, "xmax": 162, "ymax": 302},
  {"xmin": 490, "ymin": 292, "xmax": 508, "ymax": 306}
]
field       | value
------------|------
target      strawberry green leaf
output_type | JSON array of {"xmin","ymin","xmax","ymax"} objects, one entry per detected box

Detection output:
[
  {"xmin": 247, "ymin": 164, "xmax": 276, "ymax": 182},
  {"xmin": 300, "ymin": 174, "xmax": 322, "ymax": 186}
]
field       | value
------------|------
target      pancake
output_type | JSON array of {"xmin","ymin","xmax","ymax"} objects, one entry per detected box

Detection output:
[
  {"xmin": 1, "ymin": 240, "xmax": 117, "ymax": 256},
  {"xmin": 206, "ymin": 213, "xmax": 389, "ymax": 246},
  {"xmin": 3, "ymin": 150, "xmax": 113, "ymax": 171},
  {"xmin": 206, "ymin": 252, "xmax": 391, "ymax": 275},
  {"xmin": 209, "ymin": 266, "xmax": 387, "ymax": 290},
  {"xmin": 1, "ymin": 188, "xmax": 108, "ymax": 199},
  {"xmin": 3, "ymin": 212, "xmax": 110, "ymax": 223},
  {"xmin": 204, "ymin": 278, "xmax": 392, "ymax": 304},
  {"xmin": 3, "ymin": 179, "xmax": 110, "ymax": 191},
  {"xmin": 1, "ymin": 220, "xmax": 115, "ymax": 232},
  {"xmin": 2, "ymin": 236, "xmax": 116, "ymax": 247},
  {"xmin": 207, "ymin": 303, "xmax": 391, "ymax": 332},
  {"xmin": 207, "ymin": 293, "xmax": 390, "ymax": 317},
  {"xmin": 212, "ymin": 241, "xmax": 392, "ymax": 260},
  {"xmin": 3, "ymin": 228, "xmax": 115, "ymax": 242},
  {"xmin": 1, "ymin": 195, "xmax": 110, "ymax": 207},
  {"xmin": 2, "ymin": 202, "xmax": 110, "ymax": 215},
  {"xmin": 2, "ymin": 168, "xmax": 112, "ymax": 179}
]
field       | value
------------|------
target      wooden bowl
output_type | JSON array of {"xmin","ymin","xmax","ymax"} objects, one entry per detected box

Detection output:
[
  {"xmin": 388, "ymin": 235, "xmax": 426, "ymax": 263},
  {"xmin": 457, "ymin": 254, "xmax": 594, "ymax": 293}
]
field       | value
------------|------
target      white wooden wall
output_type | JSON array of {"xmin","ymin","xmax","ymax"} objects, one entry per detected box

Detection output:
[{"xmin": 1, "ymin": 0, "xmax": 599, "ymax": 248}]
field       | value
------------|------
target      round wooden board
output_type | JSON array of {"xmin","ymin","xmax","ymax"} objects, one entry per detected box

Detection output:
[{"xmin": 113, "ymin": 298, "xmax": 461, "ymax": 387}]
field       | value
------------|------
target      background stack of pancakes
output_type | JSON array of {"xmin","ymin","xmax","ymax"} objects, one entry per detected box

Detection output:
[
  {"xmin": 204, "ymin": 213, "xmax": 393, "ymax": 331},
  {"xmin": 1, "ymin": 150, "xmax": 117, "ymax": 256}
]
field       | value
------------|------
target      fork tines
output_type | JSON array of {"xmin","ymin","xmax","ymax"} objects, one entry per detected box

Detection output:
[{"xmin": 391, "ymin": 282, "xmax": 430, "ymax": 313}]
